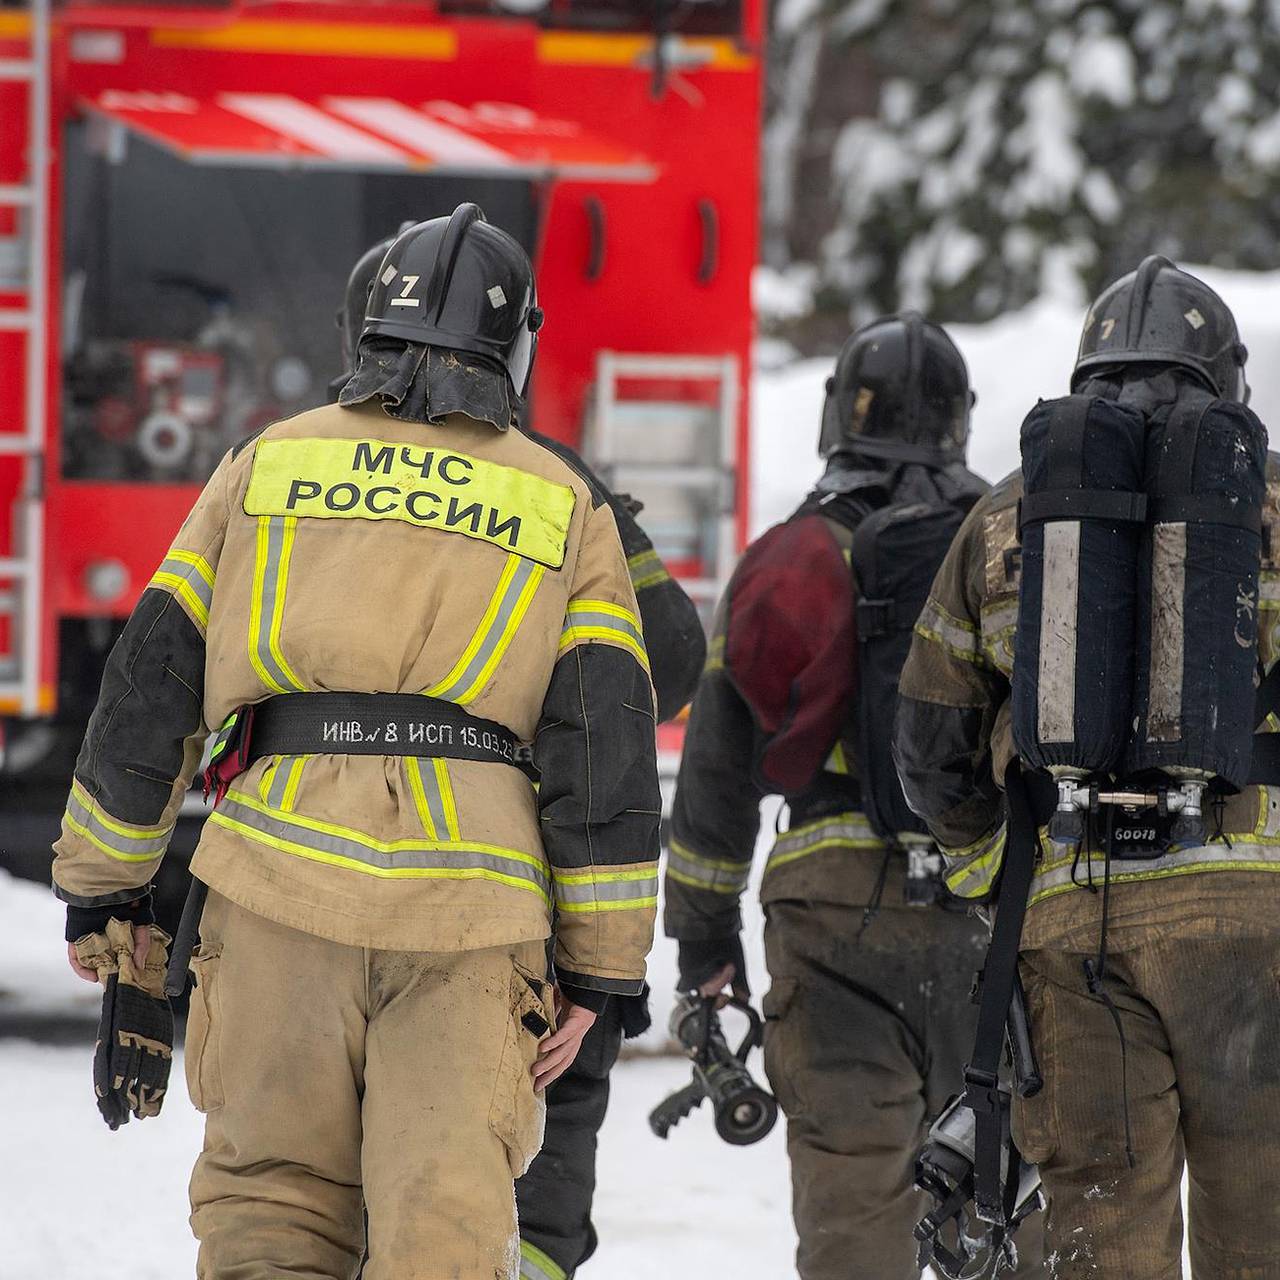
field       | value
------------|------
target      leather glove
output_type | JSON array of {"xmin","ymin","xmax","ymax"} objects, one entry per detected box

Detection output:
[
  {"xmin": 677, "ymin": 935, "xmax": 750, "ymax": 997},
  {"xmin": 73, "ymin": 919, "xmax": 174, "ymax": 1130}
]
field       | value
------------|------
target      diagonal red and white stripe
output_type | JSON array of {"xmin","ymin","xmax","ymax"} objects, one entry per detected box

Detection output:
[{"xmin": 81, "ymin": 90, "xmax": 657, "ymax": 181}]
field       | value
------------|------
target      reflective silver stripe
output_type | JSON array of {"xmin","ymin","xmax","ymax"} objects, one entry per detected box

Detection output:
[
  {"xmin": 416, "ymin": 758, "xmax": 453, "ymax": 840},
  {"xmin": 519, "ymin": 1244, "xmax": 566, "ymax": 1280},
  {"xmin": 252, "ymin": 516, "xmax": 307, "ymax": 693},
  {"xmin": 554, "ymin": 872, "xmax": 660, "ymax": 907},
  {"xmin": 65, "ymin": 785, "xmax": 172, "ymax": 859},
  {"xmin": 1146, "ymin": 521, "xmax": 1187, "ymax": 742},
  {"xmin": 941, "ymin": 824, "xmax": 1007, "ymax": 898},
  {"xmin": 266, "ymin": 758, "xmax": 293, "ymax": 810},
  {"xmin": 1037, "ymin": 521, "xmax": 1080, "ymax": 743},
  {"xmin": 561, "ymin": 609, "xmax": 645, "ymax": 649},
  {"xmin": 429, "ymin": 556, "xmax": 540, "ymax": 703},
  {"xmin": 666, "ymin": 839, "xmax": 750, "ymax": 893},
  {"xmin": 1031, "ymin": 837, "xmax": 1280, "ymax": 904},
  {"xmin": 211, "ymin": 793, "xmax": 551, "ymax": 896},
  {"xmin": 151, "ymin": 554, "xmax": 215, "ymax": 620},
  {"xmin": 767, "ymin": 813, "xmax": 882, "ymax": 873},
  {"xmin": 916, "ymin": 599, "xmax": 982, "ymax": 662}
]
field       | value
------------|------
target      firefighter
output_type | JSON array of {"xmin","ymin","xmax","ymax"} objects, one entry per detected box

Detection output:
[
  {"xmin": 334, "ymin": 236, "xmax": 706, "ymax": 1280},
  {"xmin": 54, "ymin": 203, "xmax": 661, "ymax": 1280},
  {"xmin": 896, "ymin": 259, "xmax": 1280, "ymax": 1278},
  {"xmin": 665, "ymin": 316, "xmax": 1037, "ymax": 1279}
]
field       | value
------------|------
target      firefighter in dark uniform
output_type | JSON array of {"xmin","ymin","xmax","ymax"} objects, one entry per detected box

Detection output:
[
  {"xmin": 896, "ymin": 259, "xmax": 1280, "ymax": 1278},
  {"xmin": 332, "ymin": 238, "xmax": 706, "ymax": 1280},
  {"xmin": 665, "ymin": 316, "xmax": 1041, "ymax": 1279}
]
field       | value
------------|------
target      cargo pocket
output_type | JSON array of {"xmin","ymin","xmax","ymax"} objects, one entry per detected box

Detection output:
[
  {"xmin": 184, "ymin": 943, "xmax": 224, "ymax": 1114},
  {"xmin": 488, "ymin": 958, "xmax": 553, "ymax": 1178},
  {"xmin": 1011, "ymin": 965, "xmax": 1058, "ymax": 1167},
  {"xmin": 762, "ymin": 976, "xmax": 806, "ymax": 1117}
]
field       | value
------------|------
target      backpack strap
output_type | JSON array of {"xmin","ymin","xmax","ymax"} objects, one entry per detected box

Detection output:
[{"xmin": 965, "ymin": 761, "xmax": 1038, "ymax": 1227}]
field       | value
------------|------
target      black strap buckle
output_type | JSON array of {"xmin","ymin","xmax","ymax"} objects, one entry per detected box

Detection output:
[{"xmin": 856, "ymin": 598, "xmax": 895, "ymax": 638}]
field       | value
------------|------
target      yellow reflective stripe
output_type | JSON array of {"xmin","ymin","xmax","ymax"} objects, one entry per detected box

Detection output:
[
  {"xmin": 767, "ymin": 835, "xmax": 884, "ymax": 873},
  {"xmin": 825, "ymin": 741, "xmax": 850, "ymax": 775},
  {"xmin": 704, "ymin": 634, "xmax": 725, "ymax": 673},
  {"xmin": 666, "ymin": 837, "xmax": 749, "ymax": 894},
  {"xmin": 559, "ymin": 626, "xmax": 650, "ymax": 672},
  {"xmin": 434, "ymin": 758, "xmax": 461, "ymax": 841},
  {"xmin": 270, "ymin": 517, "xmax": 306, "ymax": 691},
  {"xmin": 568, "ymin": 598, "xmax": 641, "ymax": 627},
  {"xmin": 211, "ymin": 788, "xmax": 551, "ymax": 902},
  {"xmin": 149, "ymin": 571, "xmax": 211, "ymax": 630},
  {"xmin": 69, "ymin": 779, "xmax": 171, "ymax": 840},
  {"xmin": 250, "ymin": 517, "xmax": 287, "ymax": 694},
  {"xmin": 915, "ymin": 599, "xmax": 985, "ymax": 666},
  {"xmin": 557, "ymin": 896, "xmax": 658, "ymax": 913},
  {"xmin": 258, "ymin": 760, "xmax": 278, "ymax": 806},
  {"xmin": 428, "ymin": 554, "xmax": 543, "ymax": 705},
  {"xmin": 520, "ymin": 1241, "xmax": 567, "ymax": 1280},
  {"xmin": 210, "ymin": 809, "xmax": 551, "ymax": 899},
  {"xmin": 404, "ymin": 757, "xmax": 438, "ymax": 839},
  {"xmin": 457, "ymin": 561, "xmax": 544, "ymax": 704},
  {"xmin": 428, "ymin": 554, "xmax": 520, "ymax": 697},
  {"xmin": 62, "ymin": 813, "xmax": 166, "ymax": 864},
  {"xmin": 555, "ymin": 866, "xmax": 657, "ymax": 885},
  {"xmin": 166, "ymin": 549, "xmax": 215, "ymax": 589},
  {"xmin": 628, "ymin": 549, "xmax": 670, "ymax": 592},
  {"xmin": 942, "ymin": 825, "xmax": 1007, "ymax": 899},
  {"xmin": 280, "ymin": 757, "xmax": 306, "ymax": 813}
]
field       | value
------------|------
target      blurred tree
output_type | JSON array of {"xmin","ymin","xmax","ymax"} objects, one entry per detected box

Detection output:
[{"xmin": 770, "ymin": 0, "xmax": 1280, "ymax": 330}]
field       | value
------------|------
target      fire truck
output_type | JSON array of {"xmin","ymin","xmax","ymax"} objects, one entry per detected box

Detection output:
[{"xmin": 0, "ymin": 0, "xmax": 760, "ymax": 886}]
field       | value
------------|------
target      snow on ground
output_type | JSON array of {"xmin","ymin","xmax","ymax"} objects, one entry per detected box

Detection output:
[{"xmin": 0, "ymin": 1041, "xmax": 799, "ymax": 1280}]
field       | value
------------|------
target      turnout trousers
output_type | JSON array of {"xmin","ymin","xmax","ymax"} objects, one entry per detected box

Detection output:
[
  {"xmin": 185, "ymin": 891, "xmax": 551, "ymax": 1280},
  {"xmin": 515, "ymin": 1000, "xmax": 624, "ymax": 1279},
  {"xmin": 1015, "ymin": 932, "xmax": 1280, "ymax": 1280},
  {"xmin": 763, "ymin": 898, "xmax": 1045, "ymax": 1280}
]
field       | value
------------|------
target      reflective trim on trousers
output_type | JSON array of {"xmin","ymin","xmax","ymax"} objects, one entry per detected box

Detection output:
[
  {"xmin": 249, "ymin": 516, "xmax": 307, "ymax": 694},
  {"xmin": 208, "ymin": 789, "xmax": 551, "ymax": 902},
  {"xmin": 666, "ymin": 837, "xmax": 750, "ymax": 895},
  {"xmin": 427, "ymin": 553, "xmax": 544, "ymax": 705},
  {"xmin": 63, "ymin": 779, "xmax": 173, "ymax": 863}
]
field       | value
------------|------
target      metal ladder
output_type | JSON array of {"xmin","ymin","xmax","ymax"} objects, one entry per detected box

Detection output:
[
  {"xmin": 584, "ymin": 352, "xmax": 740, "ymax": 618},
  {"xmin": 0, "ymin": 0, "xmax": 50, "ymax": 717}
]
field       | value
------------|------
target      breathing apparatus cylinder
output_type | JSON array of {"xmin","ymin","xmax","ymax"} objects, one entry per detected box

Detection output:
[
  {"xmin": 1127, "ymin": 399, "xmax": 1267, "ymax": 787},
  {"xmin": 1012, "ymin": 395, "xmax": 1149, "ymax": 773}
]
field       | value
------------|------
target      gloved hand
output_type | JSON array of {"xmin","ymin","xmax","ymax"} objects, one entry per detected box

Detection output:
[
  {"xmin": 677, "ymin": 935, "xmax": 750, "ymax": 998},
  {"xmin": 73, "ymin": 919, "xmax": 174, "ymax": 1130}
]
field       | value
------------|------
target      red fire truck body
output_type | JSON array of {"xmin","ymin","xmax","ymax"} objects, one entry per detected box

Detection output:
[{"xmin": 0, "ymin": 0, "xmax": 760, "ymax": 855}]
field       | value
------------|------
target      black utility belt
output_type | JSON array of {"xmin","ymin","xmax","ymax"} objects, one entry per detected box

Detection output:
[{"xmin": 246, "ymin": 693, "xmax": 519, "ymax": 766}]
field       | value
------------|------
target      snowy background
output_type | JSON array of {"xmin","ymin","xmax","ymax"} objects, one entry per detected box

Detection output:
[{"xmin": 4, "ymin": 261, "xmax": 1276, "ymax": 1274}]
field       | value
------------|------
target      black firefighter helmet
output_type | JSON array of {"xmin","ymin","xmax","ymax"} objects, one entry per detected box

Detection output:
[
  {"xmin": 1073, "ymin": 255, "xmax": 1249, "ymax": 402},
  {"xmin": 819, "ymin": 313, "xmax": 973, "ymax": 466},
  {"xmin": 362, "ymin": 203, "xmax": 544, "ymax": 398},
  {"xmin": 337, "ymin": 234, "xmax": 395, "ymax": 373}
]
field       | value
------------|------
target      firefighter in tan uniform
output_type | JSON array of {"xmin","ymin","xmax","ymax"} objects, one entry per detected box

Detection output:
[
  {"xmin": 54, "ymin": 204, "xmax": 661, "ymax": 1280},
  {"xmin": 897, "ymin": 260, "xmax": 1280, "ymax": 1278}
]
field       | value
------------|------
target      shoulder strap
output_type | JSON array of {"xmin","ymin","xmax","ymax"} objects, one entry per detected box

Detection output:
[{"xmin": 965, "ymin": 761, "xmax": 1038, "ymax": 1226}]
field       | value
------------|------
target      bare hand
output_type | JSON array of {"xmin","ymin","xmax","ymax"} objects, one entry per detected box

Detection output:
[
  {"xmin": 532, "ymin": 989, "xmax": 597, "ymax": 1092},
  {"xmin": 698, "ymin": 962, "xmax": 747, "ymax": 1008},
  {"xmin": 66, "ymin": 923, "xmax": 150, "ymax": 984}
]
